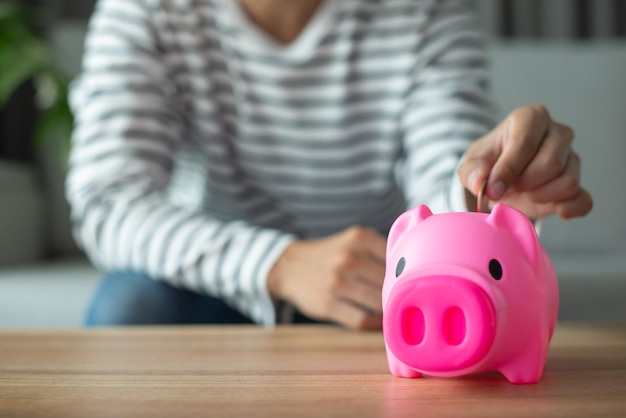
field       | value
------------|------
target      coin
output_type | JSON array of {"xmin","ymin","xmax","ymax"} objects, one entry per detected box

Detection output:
[{"xmin": 477, "ymin": 179, "xmax": 488, "ymax": 213}]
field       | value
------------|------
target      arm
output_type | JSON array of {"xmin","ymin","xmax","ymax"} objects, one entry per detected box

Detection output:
[
  {"xmin": 66, "ymin": 0, "xmax": 294, "ymax": 325},
  {"xmin": 400, "ymin": 0, "xmax": 496, "ymax": 213}
]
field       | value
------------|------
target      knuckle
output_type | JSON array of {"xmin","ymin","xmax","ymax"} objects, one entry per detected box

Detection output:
[
  {"xmin": 509, "ymin": 108, "xmax": 526, "ymax": 127},
  {"xmin": 529, "ymin": 104, "xmax": 550, "ymax": 120},
  {"xmin": 562, "ymin": 126, "xmax": 575, "ymax": 143},
  {"xmin": 334, "ymin": 252, "xmax": 357, "ymax": 271},
  {"xmin": 330, "ymin": 266, "xmax": 342, "ymax": 282},
  {"xmin": 326, "ymin": 269, "xmax": 345, "ymax": 292},
  {"xmin": 322, "ymin": 297, "xmax": 335, "ymax": 315},
  {"xmin": 318, "ymin": 298, "xmax": 334, "ymax": 318},
  {"xmin": 512, "ymin": 104, "xmax": 550, "ymax": 127},
  {"xmin": 541, "ymin": 153, "xmax": 566, "ymax": 177},
  {"xmin": 498, "ymin": 159, "xmax": 518, "ymax": 181},
  {"xmin": 556, "ymin": 204, "xmax": 570, "ymax": 219},
  {"xmin": 344, "ymin": 225, "xmax": 366, "ymax": 242},
  {"xmin": 350, "ymin": 312, "xmax": 370, "ymax": 331},
  {"xmin": 561, "ymin": 173, "xmax": 579, "ymax": 193}
]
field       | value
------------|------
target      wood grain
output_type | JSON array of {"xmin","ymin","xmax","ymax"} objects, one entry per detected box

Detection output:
[{"xmin": 0, "ymin": 324, "xmax": 625, "ymax": 418}]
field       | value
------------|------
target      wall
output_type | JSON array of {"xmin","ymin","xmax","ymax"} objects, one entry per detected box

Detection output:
[{"xmin": 489, "ymin": 42, "xmax": 626, "ymax": 281}]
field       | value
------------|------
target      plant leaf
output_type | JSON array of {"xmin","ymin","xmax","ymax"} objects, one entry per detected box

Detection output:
[
  {"xmin": 34, "ymin": 72, "xmax": 74, "ymax": 165},
  {"xmin": 1, "ymin": 1, "xmax": 72, "ymax": 166},
  {"xmin": 0, "ymin": 47, "xmax": 42, "ymax": 106},
  {"xmin": 0, "ymin": 2, "xmax": 42, "ymax": 24},
  {"xmin": 0, "ymin": 16, "xmax": 50, "ymax": 106}
]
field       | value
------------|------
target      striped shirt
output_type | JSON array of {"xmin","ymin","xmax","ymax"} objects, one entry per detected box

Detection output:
[{"xmin": 66, "ymin": 0, "xmax": 495, "ymax": 325}]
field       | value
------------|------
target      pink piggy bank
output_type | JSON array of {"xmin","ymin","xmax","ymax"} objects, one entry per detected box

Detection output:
[{"xmin": 382, "ymin": 203, "xmax": 558, "ymax": 384}]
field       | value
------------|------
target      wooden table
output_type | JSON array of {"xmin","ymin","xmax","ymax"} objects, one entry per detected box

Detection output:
[{"xmin": 0, "ymin": 324, "xmax": 625, "ymax": 418}]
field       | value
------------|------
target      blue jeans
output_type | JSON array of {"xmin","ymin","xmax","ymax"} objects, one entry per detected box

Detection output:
[{"xmin": 86, "ymin": 272, "xmax": 316, "ymax": 326}]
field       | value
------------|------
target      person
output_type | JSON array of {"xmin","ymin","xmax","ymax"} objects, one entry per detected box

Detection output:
[{"xmin": 67, "ymin": 0, "xmax": 592, "ymax": 330}]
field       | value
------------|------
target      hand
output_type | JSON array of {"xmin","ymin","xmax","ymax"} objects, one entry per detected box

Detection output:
[
  {"xmin": 458, "ymin": 104, "xmax": 593, "ymax": 219},
  {"xmin": 267, "ymin": 226, "xmax": 386, "ymax": 330}
]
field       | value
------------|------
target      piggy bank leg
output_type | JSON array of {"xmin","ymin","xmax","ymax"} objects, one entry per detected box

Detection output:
[
  {"xmin": 498, "ymin": 327, "xmax": 550, "ymax": 384},
  {"xmin": 385, "ymin": 344, "xmax": 422, "ymax": 378}
]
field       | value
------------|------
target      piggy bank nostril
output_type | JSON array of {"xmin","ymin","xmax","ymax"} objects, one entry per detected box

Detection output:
[
  {"xmin": 442, "ymin": 306, "xmax": 466, "ymax": 346},
  {"xmin": 401, "ymin": 307, "xmax": 425, "ymax": 346}
]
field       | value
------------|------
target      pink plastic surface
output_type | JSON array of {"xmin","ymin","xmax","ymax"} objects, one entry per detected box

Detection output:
[{"xmin": 382, "ymin": 204, "xmax": 558, "ymax": 384}]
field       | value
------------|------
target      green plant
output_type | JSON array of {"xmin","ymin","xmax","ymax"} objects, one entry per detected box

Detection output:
[{"xmin": 0, "ymin": 2, "xmax": 73, "ymax": 162}]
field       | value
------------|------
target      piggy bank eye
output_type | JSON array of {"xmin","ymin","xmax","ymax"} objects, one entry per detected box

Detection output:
[
  {"xmin": 489, "ymin": 259, "xmax": 502, "ymax": 280},
  {"xmin": 395, "ymin": 257, "xmax": 406, "ymax": 277}
]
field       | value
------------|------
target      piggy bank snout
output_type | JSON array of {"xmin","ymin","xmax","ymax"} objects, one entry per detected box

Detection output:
[{"xmin": 383, "ymin": 276, "xmax": 497, "ymax": 373}]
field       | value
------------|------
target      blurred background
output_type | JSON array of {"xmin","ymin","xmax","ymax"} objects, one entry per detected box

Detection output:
[{"xmin": 1, "ymin": 0, "xmax": 625, "ymax": 327}]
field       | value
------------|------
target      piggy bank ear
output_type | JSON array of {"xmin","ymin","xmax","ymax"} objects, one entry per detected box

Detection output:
[
  {"xmin": 486, "ymin": 203, "xmax": 538, "ymax": 265},
  {"xmin": 388, "ymin": 205, "xmax": 433, "ymax": 251}
]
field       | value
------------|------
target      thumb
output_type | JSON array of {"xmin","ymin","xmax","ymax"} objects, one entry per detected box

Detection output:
[{"xmin": 458, "ymin": 138, "xmax": 499, "ymax": 197}]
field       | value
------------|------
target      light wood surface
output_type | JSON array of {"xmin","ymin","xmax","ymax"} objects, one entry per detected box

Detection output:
[{"xmin": 0, "ymin": 324, "xmax": 625, "ymax": 418}]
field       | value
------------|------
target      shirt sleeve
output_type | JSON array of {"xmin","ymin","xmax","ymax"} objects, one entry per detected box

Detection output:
[
  {"xmin": 400, "ymin": 0, "xmax": 497, "ymax": 213},
  {"xmin": 66, "ymin": 0, "xmax": 294, "ymax": 326}
]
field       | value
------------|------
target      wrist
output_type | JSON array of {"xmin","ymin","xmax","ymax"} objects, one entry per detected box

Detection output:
[
  {"xmin": 267, "ymin": 259, "xmax": 284, "ymax": 300},
  {"xmin": 267, "ymin": 240, "xmax": 300, "ymax": 300}
]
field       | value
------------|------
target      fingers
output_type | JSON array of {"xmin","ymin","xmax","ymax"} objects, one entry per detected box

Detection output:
[
  {"xmin": 337, "ymin": 226, "xmax": 386, "ymax": 288},
  {"xmin": 336, "ymin": 273, "xmax": 383, "ymax": 315},
  {"xmin": 526, "ymin": 152, "xmax": 580, "ymax": 203},
  {"xmin": 458, "ymin": 103, "xmax": 591, "ymax": 220},
  {"xmin": 328, "ymin": 298, "xmax": 382, "ymax": 331},
  {"xmin": 458, "ymin": 139, "xmax": 497, "ymax": 196},
  {"xmin": 338, "ymin": 250, "xmax": 386, "ymax": 287},
  {"xmin": 555, "ymin": 188, "xmax": 593, "ymax": 219},
  {"xmin": 344, "ymin": 226, "xmax": 387, "ymax": 264},
  {"xmin": 515, "ymin": 122, "xmax": 574, "ymax": 192},
  {"xmin": 330, "ymin": 248, "xmax": 384, "ymax": 315},
  {"xmin": 326, "ymin": 227, "xmax": 387, "ymax": 321},
  {"xmin": 496, "ymin": 118, "xmax": 588, "ymax": 219},
  {"xmin": 458, "ymin": 105, "xmax": 551, "ymax": 196},
  {"xmin": 487, "ymin": 105, "xmax": 551, "ymax": 200},
  {"xmin": 271, "ymin": 225, "xmax": 389, "ymax": 331},
  {"xmin": 458, "ymin": 105, "xmax": 552, "ymax": 198}
]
